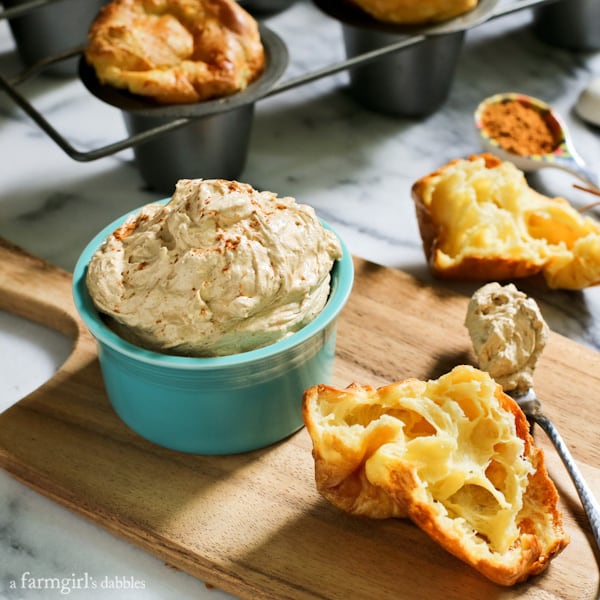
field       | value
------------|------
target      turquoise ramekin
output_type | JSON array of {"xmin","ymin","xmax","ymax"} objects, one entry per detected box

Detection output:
[{"xmin": 72, "ymin": 202, "xmax": 354, "ymax": 455}]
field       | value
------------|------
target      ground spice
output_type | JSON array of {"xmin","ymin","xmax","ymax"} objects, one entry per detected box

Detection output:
[{"xmin": 481, "ymin": 99, "xmax": 560, "ymax": 156}]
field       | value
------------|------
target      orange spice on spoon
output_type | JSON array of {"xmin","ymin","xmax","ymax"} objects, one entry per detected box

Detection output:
[
  {"xmin": 480, "ymin": 98, "xmax": 561, "ymax": 156},
  {"xmin": 475, "ymin": 93, "xmax": 599, "ymax": 190}
]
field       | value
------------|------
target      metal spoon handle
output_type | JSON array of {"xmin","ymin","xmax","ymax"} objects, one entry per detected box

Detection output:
[
  {"xmin": 552, "ymin": 153, "xmax": 600, "ymax": 191},
  {"xmin": 533, "ymin": 412, "xmax": 600, "ymax": 552}
]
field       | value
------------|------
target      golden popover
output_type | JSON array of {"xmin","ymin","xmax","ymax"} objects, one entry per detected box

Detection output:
[
  {"xmin": 85, "ymin": 0, "xmax": 265, "ymax": 104},
  {"xmin": 303, "ymin": 365, "xmax": 569, "ymax": 586},
  {"xmin": 348, "ymin": 0, "xmax": 479, "ymax": 25},
  {"xmin": 412, "ymin": 153, "xmax": 600, "ymax": 289}
]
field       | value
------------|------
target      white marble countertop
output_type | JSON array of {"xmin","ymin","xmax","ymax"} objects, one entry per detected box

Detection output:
[{"xmin": 1, "ymin": 1, "xmax": 600, "ymax": 598}]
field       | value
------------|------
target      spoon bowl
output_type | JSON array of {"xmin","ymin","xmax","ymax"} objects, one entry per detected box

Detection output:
[
  {"xmin": 475, "ymin": 92, "xmax": 599, "ymax": 190},
  {"xmin": 509, "ymin": 386, "xmax": 600, "ymax": 552}
]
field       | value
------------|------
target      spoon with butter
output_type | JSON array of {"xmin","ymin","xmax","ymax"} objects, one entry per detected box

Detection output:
[
  {"xmin": 465, "ymin": 282, "xmax": 600, "ymax": 554},
  {"xmin": 475, "ymin": 92, "xmax": 599, "ymax": 190}
]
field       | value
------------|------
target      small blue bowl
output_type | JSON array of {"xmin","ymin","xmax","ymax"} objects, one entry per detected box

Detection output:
[{"xmin": 72, "ymin": 202, "xmax": 354, "ymax": 455}]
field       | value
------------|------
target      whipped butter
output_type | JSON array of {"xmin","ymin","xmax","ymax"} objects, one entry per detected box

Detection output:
[
  {"xmin": 465, "ymin": 282, "xmax": 549, "ymax": 393},
  {"xmin": 86, "ymin": 179, "xmax": 343, "ymax": 357}
]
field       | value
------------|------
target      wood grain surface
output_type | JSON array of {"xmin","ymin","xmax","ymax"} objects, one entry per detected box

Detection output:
[{"xmin": 0, "ymin": 238, "xmax": 598, "ymax": 599}]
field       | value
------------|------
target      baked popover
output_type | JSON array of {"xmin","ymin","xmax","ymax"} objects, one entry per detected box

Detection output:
[
  {"xmin": 412, "ymin": 153, "xmax": 600, "ymax": 289},
  {"xmin": 347, "ymin": 0, "xmax": 479, "ymax": 25},
  {"xmin": 303, "ymin": 365, "xmax": 569, "ymax": 586},
  {"xmin": 85, "ymin": 0, "xmax": 265, "ymax": 104}
]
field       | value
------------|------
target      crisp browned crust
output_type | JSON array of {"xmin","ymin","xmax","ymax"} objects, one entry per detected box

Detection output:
[
  {"xmin": 411, "ymin": 153, "xmax": 600, "ymax": 289},
  {"xmin": 85, "ymin": 0, "xmax": 264, "ymax": 104},
  {"xmin": 412, "ymin": 154, "xmax": 497, "ymax": 273},
  {"xmin": 303, "ymin": 365, "xmax": 569, "ymax": 586},
  {"xmin": 348, "ymin": 0, "xmax": 478, "ymax": 24}
]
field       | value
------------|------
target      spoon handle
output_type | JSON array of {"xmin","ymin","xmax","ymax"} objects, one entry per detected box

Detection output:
[
  {"xmin": 553, "ymin": 153, "xmax": 600, "ymax": 190},
  {"xmin": 533, "ymin": 412, "xmax": 600, "ymax": 553}
]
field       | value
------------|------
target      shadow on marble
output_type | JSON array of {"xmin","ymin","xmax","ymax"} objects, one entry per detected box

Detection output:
[
  {"xmin": 246, "ymin": 86, "xmax": 417, "ymax": 187},
  {"xmin": 0, "ymin": 162, "xmax": 158, "ymax": 271},
  {"xmin": 396, "ymin": 257, "xmax": 598, "ymax": 351},
  {"xmin": 0, "ymin": 311, "xmax": 73, "ymax": 413},
  {"xmin": 0, "ymin": 48, "xmax": 84, "ymax": 117},
  {"xmin": 455, "ymin": 18, "xmax": 579, "ymax": 108}
]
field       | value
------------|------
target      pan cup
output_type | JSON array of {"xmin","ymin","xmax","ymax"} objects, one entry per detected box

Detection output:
[
  {"xmin": 312, "ymin": 0, "xmax": 502, "ymax": 118},
  {"xmin": 4, "ymin": 0, "xmax": 108, "ymax": 77},
  {"xmin": 311, "ymin": 0, "xmax": 467, "ymax": 117},
  {"xmin": 532, "ymin": 0, "xmax": 600, "ymax": 51},
  {"xmin": 78, "ymin": 25, "xmax": 288, "ymax": 194},
  {"xmin": 121, "ymin": 104, "xmax": 256, "ymax": 195},
  {"xmin": 238, "ymin": 0, "xmax": 297, "ymax": 17},
  {"xmin": 342, "ymin": 26, "xmax": 465, "ymax": 117}
]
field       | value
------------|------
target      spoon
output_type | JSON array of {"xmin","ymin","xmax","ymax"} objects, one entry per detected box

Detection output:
[
  {"xmin": 509, "ymin": 387, "xmax": 600, "ymax": 554},
  {"xmin": 474, "ymin": 92, "xmax": 600, "ymax": 190}
]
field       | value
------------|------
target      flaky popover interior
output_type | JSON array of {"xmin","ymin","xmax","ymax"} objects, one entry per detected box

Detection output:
[
  {"xmin": 303, "ymin": 365, "xmax": 569, "ymax": 586},
  {"xmin": 412, "ymin": 153, "xmax": 600, "ymax": 289}
]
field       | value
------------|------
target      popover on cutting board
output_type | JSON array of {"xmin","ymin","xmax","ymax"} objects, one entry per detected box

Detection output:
[{"xmin": 303, "ymin": 365, "xmax": 569, "ymax": 586}]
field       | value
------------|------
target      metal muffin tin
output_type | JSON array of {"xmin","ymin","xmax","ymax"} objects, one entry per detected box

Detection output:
[
  {"xmin": 0, "ymin": 0, "xmax": 565, "ymax": 174},
  {"xmin": 311, "ymin": 0, "xmax": 500, "ymax": 34},
  {"xmin": 532, "ymin": 0, "xmax": 600, "ymax": 51},
  {"xmin": 315, "ymin": 0, "xmax": 503, "ymax": 116},
  {"xmin": 77, "ymin": 25, "xmax": 290, "ymax": 192},
  {"xmin": 2, "ymin": 0, "xmax": 107, "ymax": 76}
]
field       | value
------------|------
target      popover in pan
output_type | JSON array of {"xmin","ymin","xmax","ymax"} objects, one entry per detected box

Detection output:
[
  {"xmin": 85, "ymin": 0, "xmax": 265, "ymax": 104},
  {"xmin": 347, "ymin": 0, "xmax": 479, "ymax": 25}
]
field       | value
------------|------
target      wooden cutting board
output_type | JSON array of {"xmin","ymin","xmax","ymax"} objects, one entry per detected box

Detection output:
[{"xmin": 0, "ymin": 238, "xmax": 598, "ymax": 599}]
